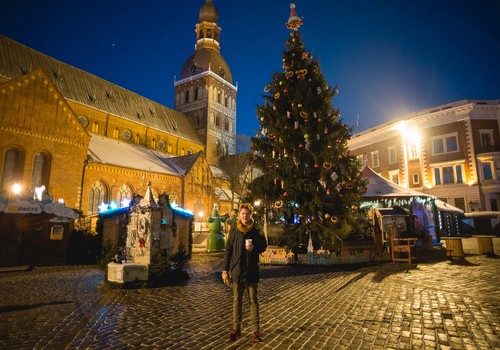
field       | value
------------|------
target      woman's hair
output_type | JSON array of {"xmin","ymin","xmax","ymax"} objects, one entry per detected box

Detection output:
[{"xmin": 238, "ymin": 203, "xmax": 254, "ymax": 213}]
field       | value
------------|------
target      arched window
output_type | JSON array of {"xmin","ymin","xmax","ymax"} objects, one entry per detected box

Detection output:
[
  {"xmin": 135, "ymin": 134, "xmax": 140, "ymax": 144},
  {"xmin": 92, "ymin": 122, "xmax": 99, "ymax": 133},
  {"xmin": 113, "ymin": 128, "xmax": 119, "ymax": 138},
  {"xmin": 215, "ymin": 114, "xmax": 221, "ymax": 127},
  {"xmin": 31, "ymin": 152, "xmax": 50, "ymax": 189},
  {"xmin": 1, "ymin": 148, "xmax": 23, "ymax": 190},
  {"xmin": 217, "ymin": 91, "xmax": 222, "ymax": 104},
  {"xmin": 151, "ymin": 139, "xmax": 156, "ymax": 149},
  {"xmin": 184, "ymin": 91, "xmax": 189, "ymax": 104},
  {"xmin": 116, "ymin": 184, "xmax": 132, "ymax": 207},
  {"xmin": 88, "ymin": 180, "xmax": 108, "ymax": 214},
  {"xmin": 194, "ymin": 87, "xmax": 199, "ymax": 101},
  {"xmin": 224, "ymin": 119, "xmax": 229, "ymax": 131},
  {"xmin": 168, "ymin": 143, "xmax": 173, "ymax": 154}
]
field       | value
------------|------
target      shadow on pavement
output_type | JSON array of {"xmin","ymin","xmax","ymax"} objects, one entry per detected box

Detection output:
[
  {"xmin": 447, "ymin": 257, "xmax": 480, "ymax": 266},
  {"xmin": 370, "ymin": 263, "xmax": 419, "ymax": 283},
  {"xmin": 260, "ymin": 263, "xmax": 367, "ymax": 280},
  {"xmin": 0, "ymin": 300, "xmax": 73, "ymax": 313}
]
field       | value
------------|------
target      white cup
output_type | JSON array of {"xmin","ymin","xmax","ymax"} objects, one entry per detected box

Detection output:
[{"xmin": 245, "ymin": 239, "xmax": 252, "ymax": 249}]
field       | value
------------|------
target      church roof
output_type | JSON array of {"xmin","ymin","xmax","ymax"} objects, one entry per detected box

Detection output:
[
  {"xmin": 0, "ymin": 35, "xmax": 203, "ymax": 146},
  {"xmin": 88, "ymin": 135, "xmax": 182, "ymax": 176},
  {"xmin": 180, "ymin": 47, "xmax": 233, "ymax": 84}
]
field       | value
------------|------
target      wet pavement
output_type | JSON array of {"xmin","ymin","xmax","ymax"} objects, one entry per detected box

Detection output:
[{"xmin": 0, "ymin": 253, "xmax": 499, "ymax": 349}]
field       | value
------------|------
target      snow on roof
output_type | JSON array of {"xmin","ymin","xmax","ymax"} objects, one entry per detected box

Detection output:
[{"xmin": 88, "ymin": 135, "xmax": 181, "ymax": 175}]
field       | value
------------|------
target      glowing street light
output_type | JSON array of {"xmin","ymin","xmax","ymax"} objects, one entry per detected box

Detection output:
[{"xmin": 13, "ymin": 183, "xmax": 22, "ymax": 195}]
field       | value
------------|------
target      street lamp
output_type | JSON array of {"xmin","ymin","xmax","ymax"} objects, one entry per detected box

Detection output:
[{"xmin": 13, "ymin": 183, "xmax": 22, "ymax": 196}]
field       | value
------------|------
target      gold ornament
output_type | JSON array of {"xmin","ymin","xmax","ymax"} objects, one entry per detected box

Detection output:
[{"xmin": 274, "ymin": 200, "xmax": 283, "ymax": 208}]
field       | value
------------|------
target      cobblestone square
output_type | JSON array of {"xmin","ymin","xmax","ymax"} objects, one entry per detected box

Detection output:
[{"xmin": 0, "ymin": 254, "xmax": 499, "ymax": 349}]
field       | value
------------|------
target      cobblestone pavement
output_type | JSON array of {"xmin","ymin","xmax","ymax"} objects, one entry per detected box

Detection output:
[{"xmin": 0, "ymin": 254, "xmax": 499, "ymax": 350}]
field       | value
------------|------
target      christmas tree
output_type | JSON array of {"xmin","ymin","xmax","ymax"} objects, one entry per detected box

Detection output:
[{"xmin": 246, "ymin": 4, "xmax": 370, "ymax": 252}]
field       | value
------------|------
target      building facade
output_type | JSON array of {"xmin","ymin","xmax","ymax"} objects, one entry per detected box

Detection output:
[
  {"xmin": 174, "ymin": 0, "xmax": 237, "ymax": 166},
  {"xmin": 0, "ymin": 1, "xmax": 234, "ymax": 220},
  {"xmin": 348, "ymin": 99, "xmax": 500, "ymax": 213}
]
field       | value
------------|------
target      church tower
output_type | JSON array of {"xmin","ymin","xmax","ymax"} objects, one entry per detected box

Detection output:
[{"xmin": 174, "ymin": 0, "xmax": 237, "ymax": 165}]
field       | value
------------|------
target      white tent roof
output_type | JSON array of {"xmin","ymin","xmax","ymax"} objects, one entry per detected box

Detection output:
[
  {"xmin": 435, "ymin": 199, "xmax": 464, "ymax": 214},
  {"xmin": 361, "ymin": 166, "xmax": 432, "ymax": 198}
]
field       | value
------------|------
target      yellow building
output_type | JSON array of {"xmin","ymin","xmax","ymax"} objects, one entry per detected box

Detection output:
[{"xmin": 0, "ymin": 18, "xmax": 220, "ymax": 219}]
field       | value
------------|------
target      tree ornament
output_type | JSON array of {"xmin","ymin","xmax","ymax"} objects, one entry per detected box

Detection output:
[
  {"xmin": 296, "ymin": 69, "xmax": 308, "ymax": 78},
  {"xmin": 274, "ymin": 92, "xmax": 280, "ymax": 99},
  {"xmin": 287, "ymin": 110, "xmax": 291, "ymax": 118},
  {"xmin": 294, "ymin": 121, "xmax": 299, "ymax": 129},
  {"xmin": 300, "ymin": 111, "xmax": 308, "ymax": 119},
  {"xmin": 286, "ymin": 71, "xmax": 294, "ymax": 79},
  {"xmin": 317, "ymin": 86, "xmax": 322, "ymax": 94},
  {"xmin": 330, "ymin": 172, "xmax": 338, "ymax": 181},
  {"xmin": 283, "ymin": 192, "xmax": 289, "ymax": 197},
  {"xmin": 324, "ymin": 213, "xmax": 331, "ymax": 219},
  {"xmin": 331, "ymin": 216, "xmax": 338, "ymax": 223},
  {"xmin": 323, "ymin": 162, "xmax": 332, "ymax": 169},
  {"xmin": 281, "ymin": 179, "xmax": 285, "ymax": 188},
  {"xmin": 304, "ymin": 133, "xmax": 309, "ymax": 139}
]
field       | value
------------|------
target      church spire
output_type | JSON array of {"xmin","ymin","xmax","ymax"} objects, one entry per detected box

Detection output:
[{"xmin": 195, "ymin": 0, "xmax": 221, "ymax": 51}]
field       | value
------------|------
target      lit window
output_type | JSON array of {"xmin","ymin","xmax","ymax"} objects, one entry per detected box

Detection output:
[
  {"xmin": 408, "ymin": 143, "xmax": 419, "ymax": 159},
  {"xmin": 479, "ymin": 130, "xmax": 493, "ymax": 148},
  {"xmin": 88, "ymin": 180, "xmax": 107, "ymax": 214},
  {"xmin": 389, "ymin": 170, "xmax": 399, "ymax": 185},
  {"xmin": 434, "ymin": 168, "xmax": 441, "ymax": 185},
  {"xmin": 2, "ymin": 148, "xmax": 23, "ymax": 189},
  {"xmin": 371, "ymin": 151, "xmax": 379, "ymax": 167},
  {"xmin": 482, "ymin": 162, "xmax": 493, "ymax": 180},
  {"xmin": 433, "ymin": 164, "xmax": 464, "ymax": 185},
  {"xmin": 412, "ymin": 173, "xmax": 419, "ymax": 185},
  {"xmin": 31, "ymin": 153, "xmax": 50, "ymax": 189},
  {"xmin": 454, "ymin": 197, "xmax": 465, "ymax": 211},
  {"xmin": 116, "ymin": 184, "xmax": 132, "ymax": 206},
  {"xmin": 432, "ymin": 133, "xmax": 459, "ymax": 154},
  {"xmin": 388, "ymin": 146, "xmax": 397, "ymax": 164},
  {"xmin": 443, "ymin": 166, "xmax": 454, "ymax": 184}
]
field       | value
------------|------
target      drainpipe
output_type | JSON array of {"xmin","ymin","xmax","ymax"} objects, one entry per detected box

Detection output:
[{"xmin": 79, "ymin": 158, "xmax": 89, "ymax": 212}]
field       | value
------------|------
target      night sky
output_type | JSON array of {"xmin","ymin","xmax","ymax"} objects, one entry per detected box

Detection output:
[{"xmin": 1, "ymin": 0, "xmax": 499, "ymax": 137}]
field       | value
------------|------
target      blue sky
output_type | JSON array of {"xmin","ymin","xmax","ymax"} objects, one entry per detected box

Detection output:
[{"xmin": 1, "ymin": 0, "xmax": 499, "ymax": 137}]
